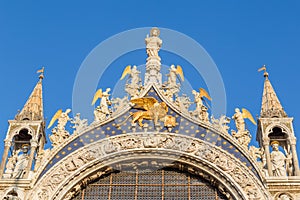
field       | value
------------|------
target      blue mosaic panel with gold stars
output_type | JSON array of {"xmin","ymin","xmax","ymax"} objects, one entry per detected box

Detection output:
[{"xmin": 39, "ymin": 87, "xmax": 260, "ymax": 181}]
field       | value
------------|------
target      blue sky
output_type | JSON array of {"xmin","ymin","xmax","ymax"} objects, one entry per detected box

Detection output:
[{"xmin": 0, "ymin": 1, "xmax": 300, "ymax": 154}]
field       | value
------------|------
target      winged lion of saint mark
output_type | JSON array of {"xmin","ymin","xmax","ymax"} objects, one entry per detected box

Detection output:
[{"xmin": 117, "ymin": 97, "xmax": 176, "ymax": 128}]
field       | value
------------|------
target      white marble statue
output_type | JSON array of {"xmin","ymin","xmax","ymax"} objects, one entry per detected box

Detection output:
[
  {"xmin": 145, "ymin": 27, "xmax": 162, "ymax": 58},
  {"xmin": 192, "ymin": 89, "xmax": 204, "ymax": 111},
  {"xmin": 166, "ymin": 65, "xmax": 184, "ymax": 86},
  {"xmin": 231, "ymin": 108, "xmax": 257, "ymax": 148},
  {"xmin": 232, "ymin": 108, "xmax": 245, "ymax": 132},
  {"xmin": 120, "ymin": 65, "xmax": 141, "ymax": 98},
  {"xmin": 92, "ymin": 88, "xmax": 112, "ymax": 122},
  {"xmin": 191, "ymin": 90, "xmax": 208, "ymax": 123},
  {"xmin": 168, "ymin": 65, "xmax": 178, "ymax": 86},
  {"xmin": 57, "ymin": 109, "xmax": 71, "ymax": 132},
  {"xmin": 48, "ymin": 109, "xmax": 71, "ymax": 147},
  {"xmin": 99, "ymin": 88, "xmax": 111, "ymax": 115},
  {"xmin": 270, "ymin": 141, "xmax": 287, "ymax": 177},
  {"xmin": 12, "ymin": 147, "xmax": 29, "ymax": 178},
  {"xmin": 4, "ymin": 151, "xmax": 18, "ymax": 178},
  {"xmin": 144, "ymin": 28, "xmax": 163, "ymax": 86},
  {"xmin": 129, "ymin": 66, "xmax": 141, "ymax": 86}
]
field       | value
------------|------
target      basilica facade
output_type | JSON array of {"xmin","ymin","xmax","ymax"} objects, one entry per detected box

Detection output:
[{"xmin": 0, "ymin": 28, "xmax": 299, "ymax": 200}]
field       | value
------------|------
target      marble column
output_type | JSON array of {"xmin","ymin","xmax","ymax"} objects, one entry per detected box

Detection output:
[
  {"xmin": 0, "ymin": 140, "xmax": 12, "ymax": 178},
  {"xmin": 24, "ymin": 140, "xmax": 38, "ymax": 179},
  {"xmin": 263, "ymin": 137, "xmax": 272, "ymax": 176},
  {"xmin": 290, "ymin": 137, "xmax": 300, "ymax": 176}
]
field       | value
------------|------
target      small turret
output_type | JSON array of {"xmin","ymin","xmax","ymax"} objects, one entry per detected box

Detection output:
[
  {"xmin": 256, "ymin": 66, "xmax": 300, "ymax": 197},
  {"xmin": 0, "ymin": 68, "xmax": 46, "ymax": 179}
]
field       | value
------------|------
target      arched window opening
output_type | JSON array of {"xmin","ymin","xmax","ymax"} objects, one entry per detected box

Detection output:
[
  {"xmin": 70, "ymin": 168, "xmax": 228, "ymax": 200},
  {"xmin": 13, "ymin": 129, "xmax": 32, "ymax": 152},
  {"xmin": 268, "ymin": 127, "xmax": 288, "ymax": 141},
  {"xmin": 4, "ymin": 189, "xmax": 19, "ymax": 199}
]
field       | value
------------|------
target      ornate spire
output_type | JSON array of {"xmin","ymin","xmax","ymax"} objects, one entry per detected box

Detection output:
[
  {"xmin": 16, "ymin": 68, "xmax": 44, "ymax": 121},
  {"xmin": 144, "ymin": 27, "xmax": 163, "ymax": 86},
  {"xmin": 259, "ymin": 65, "xmax": 287, "ymax": 118}
]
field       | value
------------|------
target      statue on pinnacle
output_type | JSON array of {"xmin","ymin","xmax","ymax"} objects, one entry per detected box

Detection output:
[{"xmin": 144, "ymin": 27, "xmax": 163, "ymax": 86}]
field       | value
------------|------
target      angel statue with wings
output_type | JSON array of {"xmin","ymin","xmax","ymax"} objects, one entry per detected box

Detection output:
[
  {"xmin": 47, "ymin": 109, "xmax": 71, "ymax": 146},
  {"xmin": 231, "ymin": 108, "xmax": 256, "ymax": 148},
  {"xmin": 191, "ymin": 88, "xmax": 211, "ymax": 123},
  {"xmin": 120, "ymin": 65, "xmax": 141, "ymax": 98},
  {"xmin": 120, "ymin": 65, "xmax": 141, "ymax": 86},
  {"xmin": 92, "ymin": 88, "xmax": 112, "ymax": 122},
  {"xmin": 163, "ymin": 65, "xmax": 184, "ymax": 101},
  {"xmin": 167, "ymin": 65, "xmax": 184, "ymax": 87},
  {"xmin": 192, "ymin": 88, "xmax": 211, "ymax": 111}
]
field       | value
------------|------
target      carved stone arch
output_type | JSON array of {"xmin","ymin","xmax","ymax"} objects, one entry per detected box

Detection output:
[
  {"xmin": 9, "ymin": 127, "xmax": 34, "ymax": 152},
  {"xmin": 9, "ymin": 126, "xmax": 34, "ymax": 141},
  {"xmin": 2, "ymin": 187, "xmax": 25, "ymax": 200},
  {"xmin": 60, "ymin": 157, "xmax": 242, "ymax": 200},
  {"xmin": 27, "ymin": 133, "xmax": 272, "ymax": 200},
  {"xmin": 41, "ymin": 151, "xmax": 246, "ymax": 200},
  {"xmin": 266, "ymin": 123, "xmax": 291, "ymax": 138},
  {"xmin": 274, "ymin": 192, "xmax": 295, "ymax": 200},
  {"xmin": 266, "ymin": 123, "xmax": 292, "ymax": 151}
]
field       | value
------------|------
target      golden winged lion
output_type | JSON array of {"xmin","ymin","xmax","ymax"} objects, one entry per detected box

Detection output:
[{"xmin": 124, "ymin": 97, "xmax": 176, "ymax": 128}]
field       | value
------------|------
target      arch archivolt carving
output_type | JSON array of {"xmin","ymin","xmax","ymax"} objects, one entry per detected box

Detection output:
[
  {"xmin": 58, "ymin": 154, "xmax": 243, "ymax": 200},
  {"xmin": 274, "ymin": 192, "xmax": 295, "ymax": 200},
  {"xmin": 1, "ymin": 186, "xmax": 25, "ymax": 200},
  {"xmin": 266, "ymin": 122, "xmax": 291, "ymax": 136},
  {"xmin": 27, "ymin": 133, "xmax": 272, "ymax": 200},
  {"xmin": 9, "ymin": 126, "xmax": 35, "ymax": 141}
]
